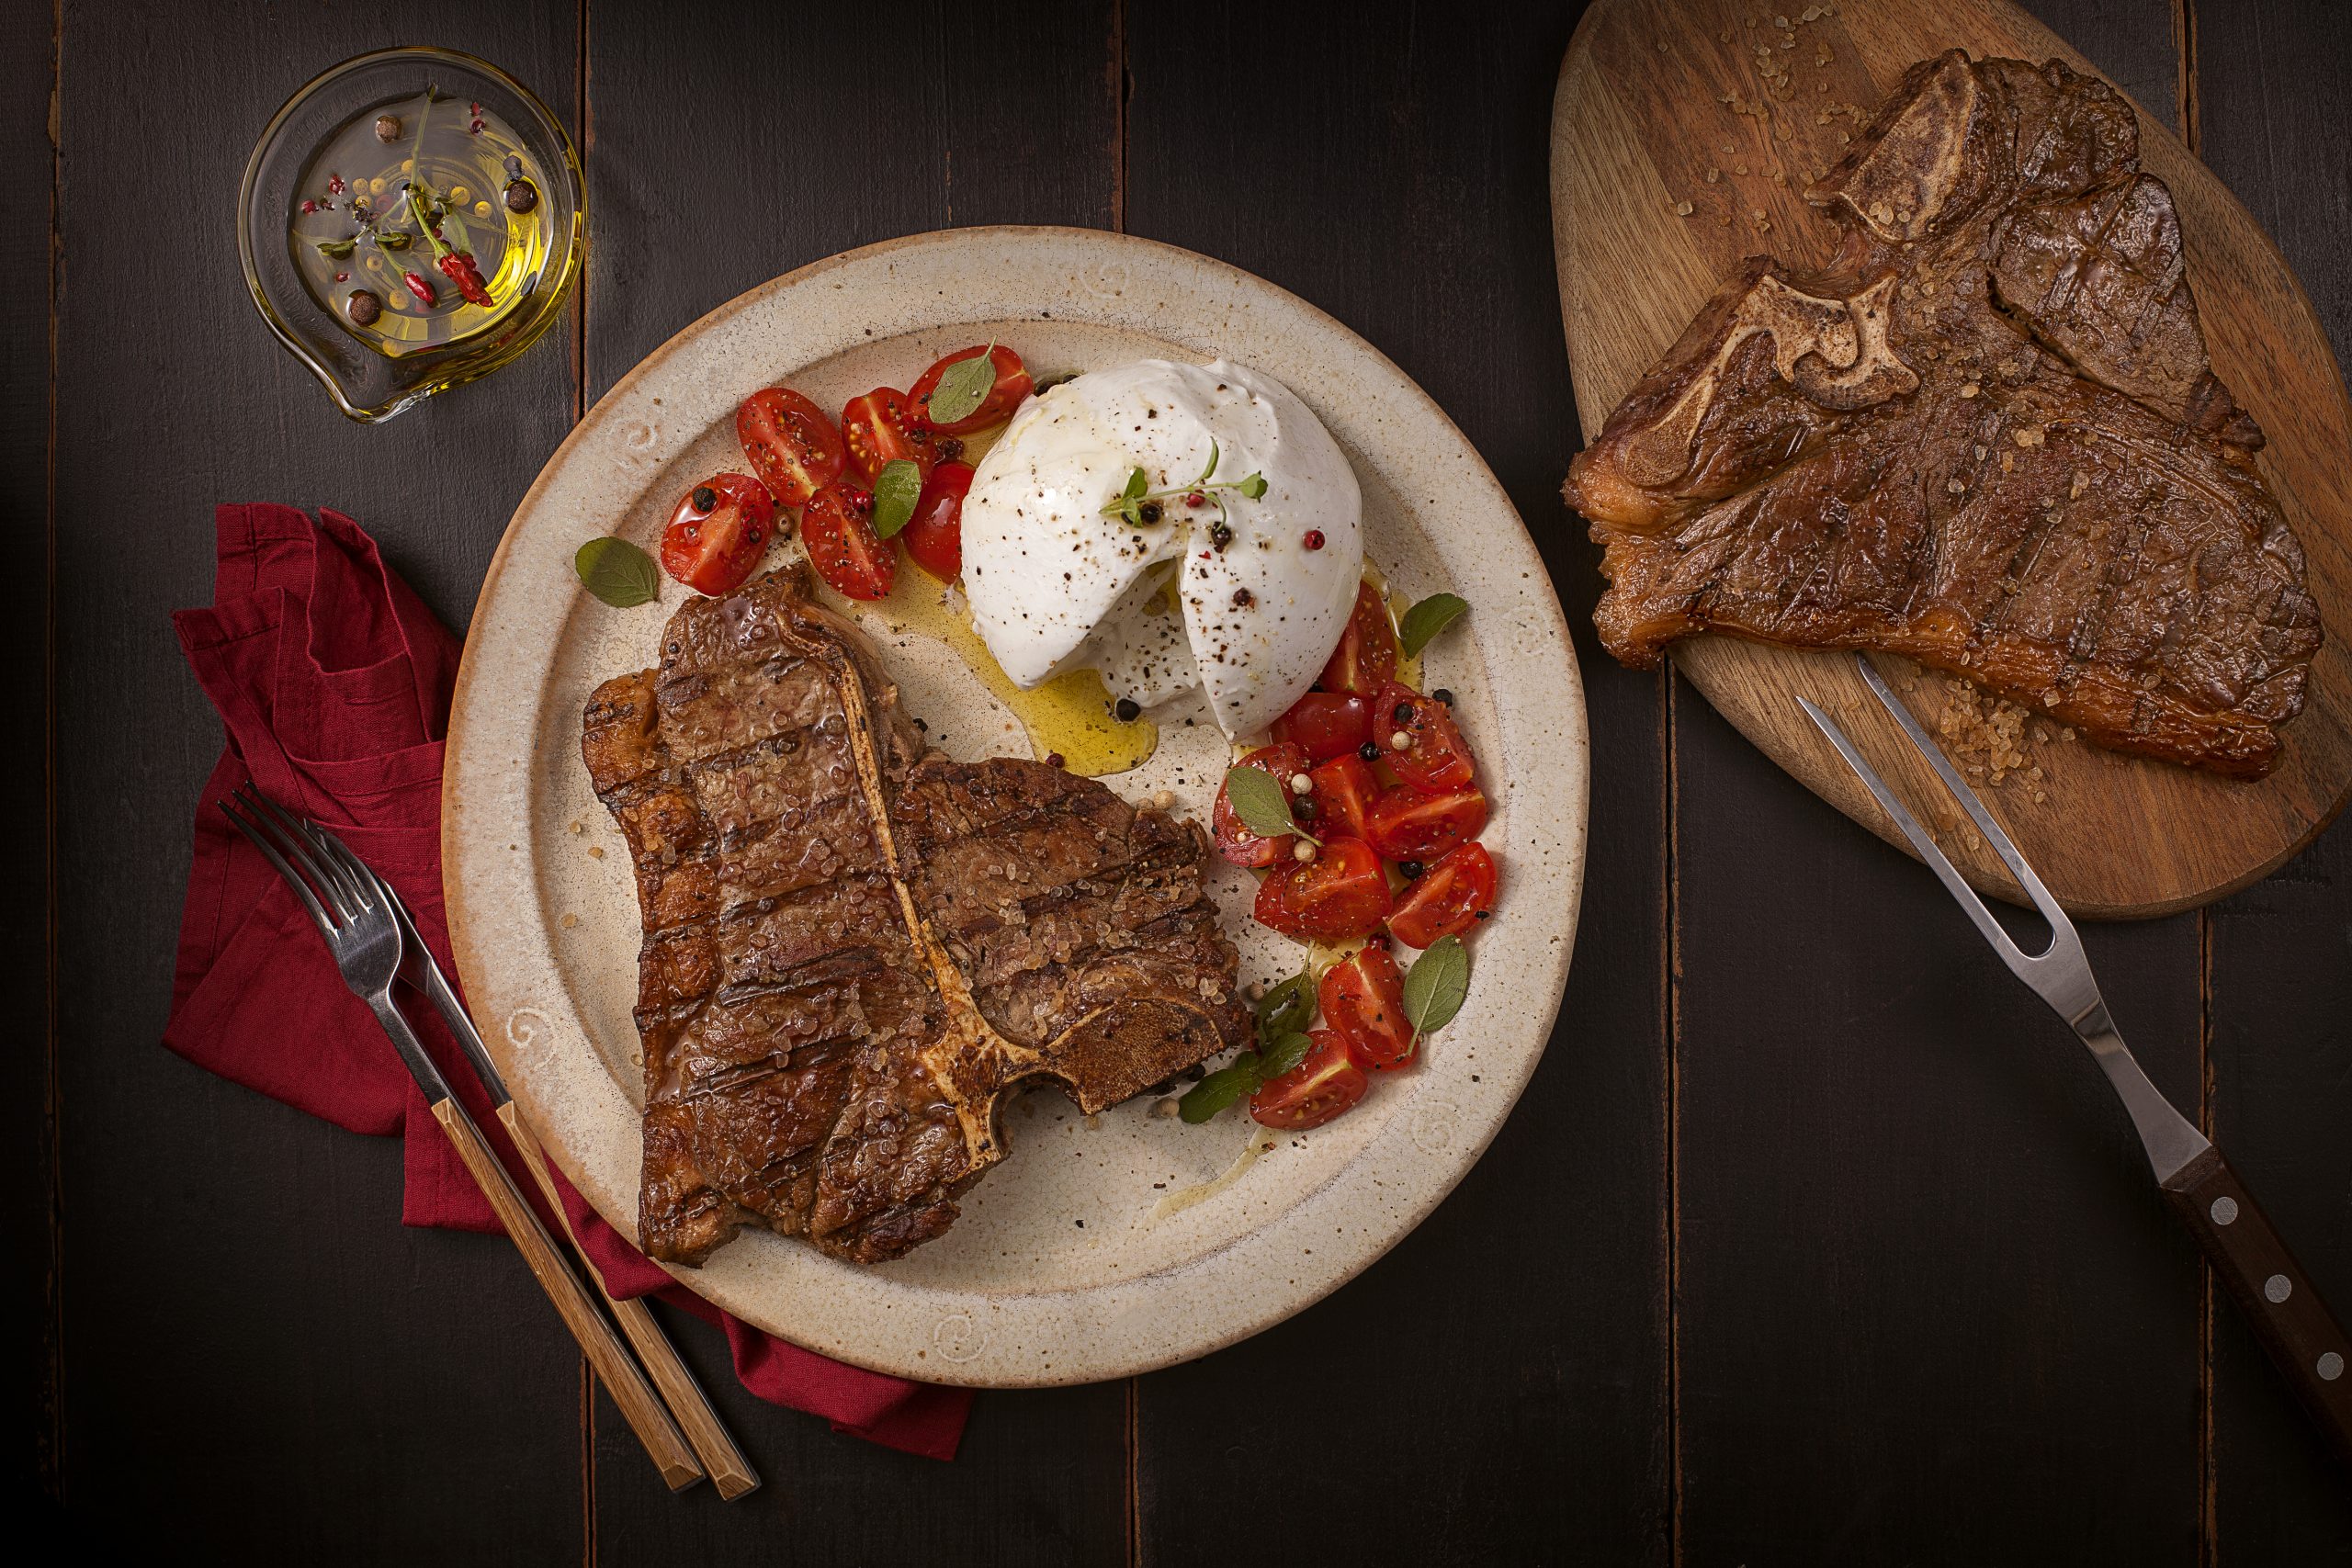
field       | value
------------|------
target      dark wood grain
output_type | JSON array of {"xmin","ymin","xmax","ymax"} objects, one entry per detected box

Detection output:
[
  {"xmin": 1666, "ymin": 5, "xmax": 2213, "ymax": 1562},
  {"xmin": 577, "ymin": 4, "xmax": 1130, "ymax": 1559},
  {"xmin": 27, "ymin": 0, "xmax": 2352, "ymax": 1559},
  {"xmin": 6, "ymin": 0, "xmax": 56, "ymax": 1520},
  {"xmin": 1124, "ymin": 6, "xmax": 1672, "ymax": 1563},
  {"xmin": 2194, "ymin": 0, "xmax": 2352, "ymax": 1552},
  {"xmin": 49, "ymin": 2, "xmax": 584, "ymax": 1556}
]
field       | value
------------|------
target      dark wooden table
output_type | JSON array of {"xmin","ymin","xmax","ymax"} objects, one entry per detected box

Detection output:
[{"xmin": 17, "ymin": 1, "xmax": 2352, "ymax": 1561}]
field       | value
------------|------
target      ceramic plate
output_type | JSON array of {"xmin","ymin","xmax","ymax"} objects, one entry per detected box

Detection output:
[{"xmin": 444, "ymin": 227, "xmax": 1588, "ymax": 1386}]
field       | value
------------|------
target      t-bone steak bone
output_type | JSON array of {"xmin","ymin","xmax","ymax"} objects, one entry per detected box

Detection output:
[
  {"xmin": 1563, "ymin": 51, "xmax": 2321, "ymax": 777},
  {"xmin": 580, "ymin": 565, "xmax": 1250, "ymax": 1266}
]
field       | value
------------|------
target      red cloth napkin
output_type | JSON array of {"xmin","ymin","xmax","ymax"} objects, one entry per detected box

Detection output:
[{"xmin": 165, "ymin": 503, "xmax": 971, "ymax": 1461}]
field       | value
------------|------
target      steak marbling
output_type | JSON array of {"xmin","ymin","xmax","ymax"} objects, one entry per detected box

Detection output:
[
  {"xmin": 1563, "ymin": 51, "xmax": 2320, "ymax": 776},
  {"xmin": 581, "ymin": 565, "xmax": 1249, "ymax": 1266}
]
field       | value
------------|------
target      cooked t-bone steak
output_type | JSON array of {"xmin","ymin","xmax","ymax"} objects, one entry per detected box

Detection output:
[
  {"xmin": 580, "ymin": 565, "xmax": 1250, "ymax": 1266},
  {"xmin": 1563, "ymin": 51, "xmax": 2320, "ymax": 777}
]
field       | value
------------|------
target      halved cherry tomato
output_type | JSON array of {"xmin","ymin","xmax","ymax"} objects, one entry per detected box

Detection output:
[
  {"xmin": 902, "ymin": 460, "xmax": 973, "ymax": 581},
  {"xmin": 910, "ymin": 344, "xmax": 1034, "ymax": 434},
  {"xmin": 736, "ymin": 388, "xmax": 845, "ymax": 506},
  {"xmin": 1364, "ymin": 783, "xmax": 1488, "ymax": 863},
  {"xmin": 1214, "ymin": 742, "xmax": 1309, "ymax": 868},
  {"xmin": 1306, "ymin": 753, "xmax": 1378, "ymax": 841},
  {"xmin": 658, "ymin": 473, "xmax": 776, "ymax": 597},
  {"xmin": 1319, "ymin": 581, "xmax": 1398, "ymax": 694},
  {"xmin": 1252, "ymin": 837, "xmax": 1392, "ymax": 942},
  {"xmin": 1376, "ymin": 680, "xmax": 1476, "ymax": 793},
  {"xmin": 1249, "ymin": 1028, "xmax": 1369, "ymax": 1130},
  {"xmin": 1389, "ymin": 844, "xmax": 1498, "ymax": 949},
  {"xmin": 840, "ymin": 388, "xmax": 936, "ymax": 485},
  {"xmin": 1319, "ymin": 946, "xmax": 1414, "ymax": 1070},
  {"xmin": 801, "ymin": 482, "xmax": 894, "ymax": 600},
  {"xmin": 1271, "ymin": 690, "xmax": 1373, "ymax": 763}
]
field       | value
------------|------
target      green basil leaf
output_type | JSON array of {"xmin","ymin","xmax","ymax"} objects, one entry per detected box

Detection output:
[
  {"xmin": 1400, "ymin": 934, "xmax": 1471, "ymax": 1040},
  {"xmin": 1221, "ymin": 763, "xmax": 1306, "ymax": 843},
  {"xmin": 924, "ymin": 344, "xmax": 999, "ymax": 426},
  {"xmin": 1178, "ymin": 1055, "xmax": 1262, "ymax": 1123},
  {"xmin": 1255, "ymin": 970, "xmax": 1316, "ymax": 1044},
  {"xmin": 871, "ymin": 458, "xmax": 923, "ymax": 539},
  {"xmin": 1258, "ymin": 1031, "xmax": 1313, "ymax": 1081},
  {"xmin": 1397, "ymin": 592, "xmax": 1469, "ymax": 660},
  {"xmin": 573, "ymin": 536, "xmax": 662, "ymax": 608},
  {"xmin": 1194, "ymin": 438, "xmax": 1220, "ymax": 488}
]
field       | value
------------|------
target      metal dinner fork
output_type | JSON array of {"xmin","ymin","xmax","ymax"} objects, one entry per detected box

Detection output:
[
  {"xmin": 1799, "ymin": 653, "xmax": 2352, "ymax": 1469},
  {"xmin": 240, "ymin": 793, "xmax": 759, "ymax": 1500},
  {"xmin": 218, "ymin": 786, "xmax": 705, "ymax": 1492}
]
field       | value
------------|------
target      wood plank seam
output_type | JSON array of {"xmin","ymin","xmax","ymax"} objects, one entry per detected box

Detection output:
[
  {"xmin": 39, "ymin": 0, "xmax": 62, "ymax": 1510},
  {"xmin": 1664, "ymin": 668, "xmax": 1683, "ymax": 1568}
]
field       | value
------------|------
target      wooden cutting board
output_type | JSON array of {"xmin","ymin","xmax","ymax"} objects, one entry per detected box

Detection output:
[{"xmin": 1551, "ymin": 0, "xmax": 2352, "ymax": 918}]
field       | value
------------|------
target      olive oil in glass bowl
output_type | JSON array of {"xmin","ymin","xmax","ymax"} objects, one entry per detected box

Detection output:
[{"xmin": 240, "ymin": 48, "xmax": 583, "ymax": 423}]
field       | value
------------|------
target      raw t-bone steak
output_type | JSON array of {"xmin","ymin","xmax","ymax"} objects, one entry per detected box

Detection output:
[
  {"xmin": 581, "ymin": 565, "xmax": 1250, "ymax": 1266},
  {"xmin": 1563, "ymin": 50, "xmax": 2320, "ymax": 776}
]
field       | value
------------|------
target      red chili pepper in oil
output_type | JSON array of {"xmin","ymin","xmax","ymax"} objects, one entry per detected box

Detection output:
[{"xmin": 401, "ymin": 270, "xmax": 438, "ymax": 308}]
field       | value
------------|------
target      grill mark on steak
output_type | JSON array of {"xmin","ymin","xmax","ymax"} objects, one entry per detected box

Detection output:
[
  {"xmin": 1562, "ymin": 50, "xmax": 2321, "ymax": 777},
  {"xmin": 582, "ymin": 564, "xmax": 1250, "ymax": 1267}
]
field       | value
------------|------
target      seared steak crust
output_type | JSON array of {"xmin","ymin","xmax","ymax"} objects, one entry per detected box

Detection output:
[
  {"xmin": 582, "ymin": 565, "xmax": 1248, "ymax": 1267},
  {"xmin": 1563, "ymin": 51, "xmax": 2320, "ymax": 777}
]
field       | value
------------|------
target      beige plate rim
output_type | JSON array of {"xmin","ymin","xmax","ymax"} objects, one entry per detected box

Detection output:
[{"xmin": 443, "ymin": 225, "xmax": 1589, "ymax": 1386}]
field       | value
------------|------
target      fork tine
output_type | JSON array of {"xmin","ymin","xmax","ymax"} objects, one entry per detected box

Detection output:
[
  {"xmin": 220, "ymin": 795, "xmax": 341, "ymax": 937},
  {"xmin": 1849, "ymin": 653, "xmax": 2079, "ymax": 942},
  {"xmin": 300, "ymin": 817, "xmax": 392, "ymax": 923},
  {"xmin": 240, "ymin": 786, "xmax": 371, "ymax": 919},
  {"xmin": 1797, "ymin": 694, "xmax": 2041, "ymax": 977},
  {"xmin": 232, "ymin": 785, "xmax": 358, "ymax": 922}
]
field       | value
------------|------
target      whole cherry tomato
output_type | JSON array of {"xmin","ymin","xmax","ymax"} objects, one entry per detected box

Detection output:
[
  {"xmin": 1306, "ymin": 753, "xmax": 1379, "ymax": 842},
  {"xmin": 902, "ymin": 460, "xmax": 974, "ymax": 581},
  {"xmin": 910, "ymin": 344, "xmax": 1034, "ymax": 434},
  {"xmin": 1249, "ymin": 1028, "xmax": 1369, "ymax": 1130},
  {"xmin": 1374, "ymin": 680, "xmax": 1476, "ymax": 793},
  {"xmin": 737, "ymin": 387, "xmax": 845, "ymax": 505},
  {"xmin": 1364, "ymin": 783, "xmax": 1488, "ymax": 863},
  {"xmin": 1214, "ymin": 742, "xmax": 1309, "ymax": 868},
  {"xmin": 1251, "ymin": 837, "xmax": 1392, "ymax": 942},
  {"xmin": 1271, "ymin": 690, "xmax": 1373, "ymax": 764},
  {"xmin": 1388, "ymin": 843, "xmax": 1498, "ymax": 949},
  {"xmin": 840, "ymin": 388, "xmax": 936, "ymax": 486},
  {"xmin": 1319, "ymin": 581, "xmax": 1398, "ymax": 694},
  {"xmin": 801, "ymin": 482, "xmax": 894, "ymax": 601},
  {"xmin": 658, "ymin": 473, "xmax": 777, "ymax": 597},
  {"xmin": 1319, "ymin": 946, "xmax": 1415, "ymax": 1070}
]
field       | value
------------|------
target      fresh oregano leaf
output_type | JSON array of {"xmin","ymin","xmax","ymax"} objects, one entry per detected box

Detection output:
[
  {"xmin": 1222, "ymin": 763, "xmax": 1313, "ymax": 844},
  {"xmin": 442, "ymin": 209, "xmax": 470, "ymax": 254},
  {"xmin": 1258, "ymin": 1031, "xmax": 1313, "ymax": 1080},
  {"xmin": 1397, "ymin": 592, "xmax": 1469, "ymax": 660},
  {"xmin": 1194, "ymin": 438, "xmax": 1220, "ymax": 489},
  {"xmin": 573, "ymin": 536, "xmax": 661, "ymax": 608},
  {"xmin": 1179, "ymin": 1053, "xmax": 1261, "ymax": 1123},
  {"xmin": 1255, "ymin": 970, "xmax": 1316, "ymax": 1044},
  {"xmin": 924, "ymin": 344, "xmax": 998, "ymax": 426},
  {"xmin": 1237, "ymin": 472, "xmax": 1268, "ymax": 500},
  {"xmin": 1123, "ymin": 467, "xmax": 1149, "ymax": 502},
  {"xmin": 1400, "ymin": 934, "xmax": 1470, "ymax": 1041},
  {"xmin": 871, "ymin": 458, "xmax": 923, "ymax": 539}
]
